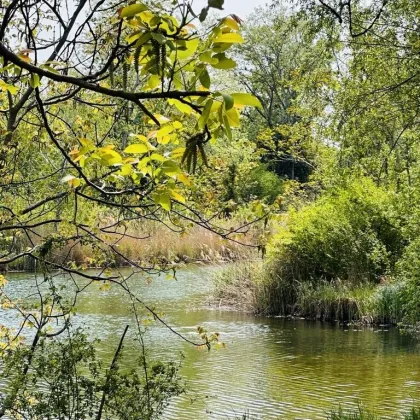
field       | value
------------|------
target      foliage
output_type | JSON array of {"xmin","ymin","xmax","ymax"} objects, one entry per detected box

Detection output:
[
  {"xmin": 268, "ymin": 177, "xmax": 403, "ymax": 285},
  {"xmin": 1, "ymin": 328, "xmax": 184, "ymax": 420}
]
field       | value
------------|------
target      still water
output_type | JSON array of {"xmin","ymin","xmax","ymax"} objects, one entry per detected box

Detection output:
[{"xmin": 2, "ymin": 266, "xmax": 420, "ymax": 419}]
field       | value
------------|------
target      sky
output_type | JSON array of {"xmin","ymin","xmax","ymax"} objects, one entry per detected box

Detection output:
[{"xmin": 193, "ymin": 0, "xmax": 270, "ymax": 19}]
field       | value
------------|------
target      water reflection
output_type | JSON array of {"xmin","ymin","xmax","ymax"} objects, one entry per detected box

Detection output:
[{"xmin": 2, "ymin": 267, "xmax": 420, "ymax": 419}]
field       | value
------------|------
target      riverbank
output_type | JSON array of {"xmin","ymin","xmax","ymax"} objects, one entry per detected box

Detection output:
[
  {"xmin": 210, "ymin": 179, "xmax": 420, "ymax": 328},
  {"xmin": 212, "ymin": 261, "xmax": 407, "ymax": 325}
]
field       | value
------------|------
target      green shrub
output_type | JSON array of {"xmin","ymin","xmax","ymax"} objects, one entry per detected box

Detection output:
[
  {"xmin": 238, "ymin": 164, "xmax": 284, "ymax": 204},
  {"xmin": 260, "ymin": 177, "xmax": 405, "ymax": 315},
  {"xmin": 395, "ymin": 238, "xmax": 420, "ymax": 326},
  {"xmin": 268, "ymin": 177, "xmax": 403, "ymax": 284}
]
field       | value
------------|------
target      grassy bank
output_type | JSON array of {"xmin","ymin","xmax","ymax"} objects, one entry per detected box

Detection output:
[{"xmin": 213, "ymin": 261, "xmax": 406, "ymax": 323}]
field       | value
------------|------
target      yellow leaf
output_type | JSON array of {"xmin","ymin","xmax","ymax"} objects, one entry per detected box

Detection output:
[
  {"xmin": 168, "ymin": 99, "xmax": 194, "ymax": 115},
  {"xmin": 213, "ymin": 33, "xmax": 244, "ymax": 44},
  {"xmin": 119, "ymin": 3, "xmax": 148, "ymax": 18},
  {"xmin": 98, "ymin": 149, "xmax": 123, "ymax": 165},
  {"xmin": 222, "ymin": 17, "xmax": 240, "ymax": 31},
  {"xmin": 171, "ymin": 147, "xmax": 185, "ymax": 158},
  {"xmin": 124, "ymin": 143, "xmax": 150, "ymax": 154},
  {"xmin": 130, "ymin": 134, "xmax": 148, "ymax": 142},
  {"xmin": 120, "ymin": 164, "xmax": 133, "ymax": 176},
  {"xmin": 149, "ymin": 153, "xmax": 166, "ymax": 162},
  {"xmin": 231, "ymin": 93, "xmax": 262, "ymax": 109},
  {"xmin": 176, "ymin": 38, "xmax": 199, "ymax": 60},
  {"xmin": 170, "ymin": 190, "xmax": 185, "ymax": 203},
  {"xmin": 0, "ymin": 275, "xmax": 7, "ymax": 288},
  {"xmin": 225, "ymin": 107, "xmax": 240, "ymax": 127},
  {"xmin": 158, "ymin": 125, "xmax": 174, "ymax": 137},
  {"xmin": 177, "ymin": 173, "xmax": 192, "ymax": 186}
]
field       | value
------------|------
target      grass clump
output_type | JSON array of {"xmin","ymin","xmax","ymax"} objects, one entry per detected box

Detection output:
[
  {"xmin": 327, "ymin": 405, "xmax": 420, "ymax": 420},
  {"xmin": 328, "ymin": 405, "xmax": 378, "ymax": 420},
  {"xmin": 213, "ymin": 261, "xmax": 262, "ymax": 311}
]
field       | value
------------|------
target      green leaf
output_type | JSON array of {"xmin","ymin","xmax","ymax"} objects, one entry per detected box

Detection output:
[
  {"xmin": 213, "ymin": 33, "xmax": 244, "ymax": 44},
  {"xmin": 124, "ymin": 143, "xmax": 150, "ymax": 154},
  {"xmin": 199, "ymin": 7, "xmax": 209, "ymax": 22},
  {"xmin": 199, "ymin": 67, "xmax": 211, "ymax": 89},
  {"xmin": 127, "ymin": 31, "xmax": 151, "ymax": 45},
  {"xmin": 232, "ymin": 93, "xmax": 262, "ymax": 108},
  {"xmin": 226, "ymin": 107, "xmax": 240, "ymax": 127},
  {"xmin": 222, "ymin": 94, "xmax": 234, "ymax": 110},
  {"xmin": 148, "ymin": 74, "xmax": 161, "ymax": 89},
  {"xmin": 199, "ymin": 51, "xmax": 218, "ymax": 65},
  {"xmin": 223, "ymin": 114, "xmax": 232, "ymax": 141},
  {"xmin": 119, "ymin": 3, "xmax": 148, "ymax": 18},
  {"xmin": 151, "ymin": 32, "xmax": 166, "ymax": 44},
  {"xmin": 29, "ymin": 73, "xmax": 40, "ymax": 88},
  {"xmin": 176, "ymin": 38, "xmax": 199, "ymax": 60},
  {"xmin": 211, "ymin": 57, "xmax": 236, "ymax": 70},
  {"xmin": 161, "ymin": 160, "xmax": 181, "ymax": 176},
  {"xmin": 208, "ymin": 0, "xmax": 224, "ymax": 10},
  {"xmin": 198, "ymin": 99, "xmax": 213, "ymax": 129},
  {"xmin": 153, "ymin": 192, "xmax": 171, "ymax": 211}
]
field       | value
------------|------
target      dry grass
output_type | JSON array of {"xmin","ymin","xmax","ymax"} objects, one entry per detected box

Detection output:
[{"xmin": 4, "ymin": 220, "xmax": 258, "ymax": 271}]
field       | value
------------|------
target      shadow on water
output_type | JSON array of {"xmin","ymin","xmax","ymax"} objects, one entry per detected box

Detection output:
[{"xmin": 2, "ymin": 266, "xmax": 420, "ymax": 419}]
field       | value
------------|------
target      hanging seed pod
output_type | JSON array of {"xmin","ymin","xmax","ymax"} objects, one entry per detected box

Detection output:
[
  {"xmin": 122, "ymin": 60, "xmax": 129, "ymax": 91},
  {"xmin": 134, "ymin": 43, "xmax": 142, "ymax": 74},
  {"xmin": 109, "ymin": 61, "xmax": 115, "ymax": 87}
]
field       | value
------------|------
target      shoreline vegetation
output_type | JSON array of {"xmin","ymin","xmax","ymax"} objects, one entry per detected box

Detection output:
[
  {"xmin": 235, "ymin": 405, "xmax": 420, "ymax": 420},
  {"xmin": 212, "ymin": 260, "xmax": 406, "ymax": 325},
  {"xmin": 213, "ymin": 179, "xmax": 420, "ymax": 330}
]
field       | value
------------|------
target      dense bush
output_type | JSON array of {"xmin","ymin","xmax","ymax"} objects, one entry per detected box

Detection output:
[
  {"xmin": 238, "ymin": 164, "xmax": 284, "ymax": 204},
  {"xmin": 213, "ymin": 178, "xmax": 415, "ymax": 321},
  {"xmin": 267, "ymin": 178, "xmax": 404, "ymax": 285},
  {"xmin": 395, "ymin": 238, "xmax": 420, "ymax": 326}
]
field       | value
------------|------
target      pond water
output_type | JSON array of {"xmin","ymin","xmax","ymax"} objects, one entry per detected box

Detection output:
[{"xmin": 2, "ymin": 266, "xmax": 420, "ymax": 419}]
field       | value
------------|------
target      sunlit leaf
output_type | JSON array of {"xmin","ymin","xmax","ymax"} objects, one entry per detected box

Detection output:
[
  {"xmin": 222, "ymin": 94, "xmax": 234, "ymax": 110},
  {"xmin": 124, "ymin": 143, "xmax": 150, "ymax": 154},
  {"xmin": 119, "ymin": 3, "xmax": 148, "ymax": 18},
  {"xmin": 213, "ymin": 33, "xmax": 244, "ymax": 44},
  {"xmin": 170, "ymin": 190, "xmax": 185, "ymax": 203},
  {"xmin": 211, "ymin": 57, "xmax": 236, "ymax": 69},
  {"xmin": 29, "ymin": 73, "xmax": 40, "ymax": 88},
  {"xmin": 232, "ymin": 93, "xmax": 262, "ymax": 108}
]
